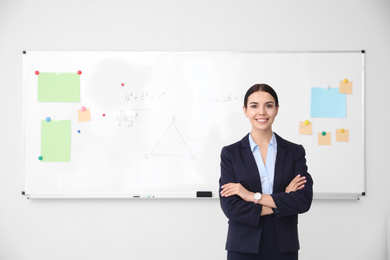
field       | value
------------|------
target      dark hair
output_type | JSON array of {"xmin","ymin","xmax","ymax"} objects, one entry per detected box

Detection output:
[{"xmin": 244, "ymin": 84, "xmax": 279, "ymax": 108}]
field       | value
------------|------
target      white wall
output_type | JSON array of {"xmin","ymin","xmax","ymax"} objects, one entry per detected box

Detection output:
[{"xmin": 0, "ymin": 0, "xmax": 389, "ymax": 259}]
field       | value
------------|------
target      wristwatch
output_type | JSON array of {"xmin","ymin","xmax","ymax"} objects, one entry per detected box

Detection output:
[{"xmin": 254, "ymin": 192, "xmax": 262, "ymax": 204}]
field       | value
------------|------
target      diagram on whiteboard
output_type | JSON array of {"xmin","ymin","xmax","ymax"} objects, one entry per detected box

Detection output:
[{"xmin": 145, "ymin": 115, "xmax": 197, "ymax": 160}]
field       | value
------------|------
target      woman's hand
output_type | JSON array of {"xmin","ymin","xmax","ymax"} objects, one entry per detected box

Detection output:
[
  {"xmin": 285, "ymin": 174, "xmax": 307, "ymax": 193},
  {"xmin": 220, "ymin": 183, "xmax": 254, "ymax": 202}
]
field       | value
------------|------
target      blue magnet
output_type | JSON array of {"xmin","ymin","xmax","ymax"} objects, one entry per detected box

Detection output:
[{"xmin": 45, "ymin": 117, "xmax": 51, "ymax": 122}]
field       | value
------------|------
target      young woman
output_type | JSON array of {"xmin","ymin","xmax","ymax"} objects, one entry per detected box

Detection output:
[{"xmin": 219, "ymin": 84, "xmax": 313, "ymax": 260}]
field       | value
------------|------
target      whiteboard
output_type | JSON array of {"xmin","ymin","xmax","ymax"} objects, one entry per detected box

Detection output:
[{"xmin": 23, "ymin": 51, "xmax": 365, "ymax": 199}]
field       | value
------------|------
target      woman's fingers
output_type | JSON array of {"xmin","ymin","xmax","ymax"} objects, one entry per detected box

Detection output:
[
  {"xmin": 220, "ymin": 183, "xmax": 237, "ymax": 197},
  {"xmin": 285, "ymin": 175, "xmax": 307, "ymax": 193},
  {"xmin": 292, "ymin": 176, "xmax": 306, "ymax": 186},
  {"xmin": 220, "ymin": 183, "xmax": 245, "ymax": 197}
]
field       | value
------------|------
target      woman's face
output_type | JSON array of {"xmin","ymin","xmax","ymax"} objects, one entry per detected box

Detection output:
[{"xmin": 243, "ymin": 91, "xmax": 279, "ymax": 132}]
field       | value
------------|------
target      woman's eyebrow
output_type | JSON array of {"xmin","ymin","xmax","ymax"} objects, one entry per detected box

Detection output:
[{"xmin": 249, "ymin": 101, "xmax": 274, "ymax": 104}]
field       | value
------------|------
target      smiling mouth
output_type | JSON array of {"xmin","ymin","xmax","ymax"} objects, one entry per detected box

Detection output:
[{"xmin": 256, "ymin": 119, "xmax": 268, "ymax": 123}]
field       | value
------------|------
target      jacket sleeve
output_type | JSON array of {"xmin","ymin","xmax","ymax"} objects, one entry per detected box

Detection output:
[
  {"xmin": 219, "ymin": 146, "xmax": 262, "ymax": 227},
  {"xmin": 271, "ymin": 145, "xmax": 313, "ymax": 218}
]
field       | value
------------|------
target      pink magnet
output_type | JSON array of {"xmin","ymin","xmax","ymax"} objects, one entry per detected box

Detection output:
[
  {"xmin": 102, "ymin": 113, "xmax": 106, "ymax": 117},
  {"xmin": 81, "ymin": 106, "xmax": 86, "ymax": 111}
]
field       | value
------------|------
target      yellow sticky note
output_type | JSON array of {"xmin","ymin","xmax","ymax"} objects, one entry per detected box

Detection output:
[
  {"xmin": 77, "ymin": 108, "xmax": 91, "ymax": 122},
  {"xmin": 339, "ymin": 80, "xmax": 353, "ymax": 94},
  {"xmin": 299, "ymin": 121, "xmax": 312, "ymax": 135},
  {"xmin": 318, "ymin": 132, "xmax": 331, "ymax": 145},
  {"xmin": 336, "ymin": 129, "xmax": 349, "ymax": 142}
]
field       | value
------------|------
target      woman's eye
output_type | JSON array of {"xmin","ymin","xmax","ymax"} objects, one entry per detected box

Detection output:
[
  {"xmin": 267, "ymin": 104, "xmax": 273, "ymax": 108},
  {"xmin": 251, "ymin": 105, "xmax": 258, "ymax": 108}
]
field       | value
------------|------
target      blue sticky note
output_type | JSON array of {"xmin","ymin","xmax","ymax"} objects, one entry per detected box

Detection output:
[{"xmin": 311, "ymin": 88, "xmax": 346, "ymax": 118}]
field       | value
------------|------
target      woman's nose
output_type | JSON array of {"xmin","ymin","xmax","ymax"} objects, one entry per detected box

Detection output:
[{"xmin": 258, "ymin": 108, "xmax": 265, "ymax": 115}]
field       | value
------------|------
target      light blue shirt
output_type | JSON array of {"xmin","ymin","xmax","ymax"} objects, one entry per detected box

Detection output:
[{"xmin": 248, "ymin": 132, "xmax": 277, "ymax": 194}]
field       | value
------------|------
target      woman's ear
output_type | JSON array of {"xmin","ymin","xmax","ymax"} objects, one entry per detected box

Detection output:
[
  {"xmin": 275, "ymin": 105, "xmax": 279, "ymax": 116},
  {"xmin": 243, "ymin": 105, "xmax": 248, "ymax": 117}
]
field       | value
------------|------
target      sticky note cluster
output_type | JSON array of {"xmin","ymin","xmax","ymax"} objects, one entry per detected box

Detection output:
[
  {"xmin": 317, "ymin": 129, "xmax": 349, "ymax": 145},
  {"xmin": 37, "ymin": 71, "xmax": 84, "ymax": 162},
  {"xmin": 303, "ymin": 78, "xmax": 354, "ymax": 146},
  {"xmin": 310, "ymin": 79, "xmax": 353, "ymax": 118}
]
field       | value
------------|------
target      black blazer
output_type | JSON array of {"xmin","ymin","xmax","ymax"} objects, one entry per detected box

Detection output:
[{"xmin": 219, "ymin": 133, "xmax": 313, "ymax": 254}]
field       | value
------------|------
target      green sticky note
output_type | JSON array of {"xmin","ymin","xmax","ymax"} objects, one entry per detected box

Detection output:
[
  {"xmin": 41, "ymin": 120, "xmax": 71, "ymax": 162},
  {"xmin": 38, "ymin": 73, "xmax": 80, "ymax": 102}
]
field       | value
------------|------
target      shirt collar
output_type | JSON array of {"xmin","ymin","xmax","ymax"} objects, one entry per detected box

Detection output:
[{"xmin": 248, "ymin": 132, "xmax": 277, "ymax": 152}]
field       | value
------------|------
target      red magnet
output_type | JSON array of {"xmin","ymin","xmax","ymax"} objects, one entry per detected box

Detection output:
[
  {"xmin": 121, "ymin": 83, "xmax": 125, "ymax": 86},
  {"xmin": 77, "ymin": 70, "xmax": 82, "ymax": 75},
  {"xmin": 35, "ymin": 71, "xmax": 39, "ymax": 75},
  {"xmin": 102, "ymin": 113, "xmax": 106, "ymax": 117}
]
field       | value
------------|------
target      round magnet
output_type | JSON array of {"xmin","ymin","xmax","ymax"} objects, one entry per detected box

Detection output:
[
  {"xmin": 38, "ymin": 156, "xmax": 43, "ymax": 160},
  {"xmin": 340, "ymin": 128, "xmax": 345, "ymax": 133},
  {"xmin": 343, "ymin": 79, "xmax": 348, "ymax": 83},
  {"xmin": 78, "ymin": 70, "xmax": 82, "ymax": 75},
  {"xmin": 35, "ymin": 71, "xmax": 39, "ymax": 75},
  {"xmin": 81, "ymin": 106, "xmax": 86, "ymax": 111},
  {"xmin": 45, "ymin": 117, "xmax": 51, "ymax": 122},
  {"xmin": 321, "ymin": 131, "xmax": 326, "ymax": 136},
  {"xmin": 304, "ymin": 120, "xmax": 310, "ymax": 126}
]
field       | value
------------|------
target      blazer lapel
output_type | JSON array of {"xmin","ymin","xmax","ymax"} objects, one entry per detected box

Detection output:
[
  {"xmin": 273, "ymin": 133, "xmax": 287, "ymax": 193},
  {"xmin": 241, "ymin": 134, "xmax": 262, "ymax": 192}
]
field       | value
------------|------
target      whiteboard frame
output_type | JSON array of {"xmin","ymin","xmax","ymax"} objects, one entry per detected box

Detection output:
[{"xmin": 22, "ymin": 50, "xmax": 366, "ymax": 200}]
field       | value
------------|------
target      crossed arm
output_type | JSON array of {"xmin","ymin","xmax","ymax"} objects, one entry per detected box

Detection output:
[{"xmin": 220, "ymin": 175, "xmax": 307, "ymax": 216}]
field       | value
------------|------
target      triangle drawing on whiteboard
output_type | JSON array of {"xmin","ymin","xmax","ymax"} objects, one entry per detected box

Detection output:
[{"xmin": 150, "ymin": 117, "xmax": 196, "ymax": 159}]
